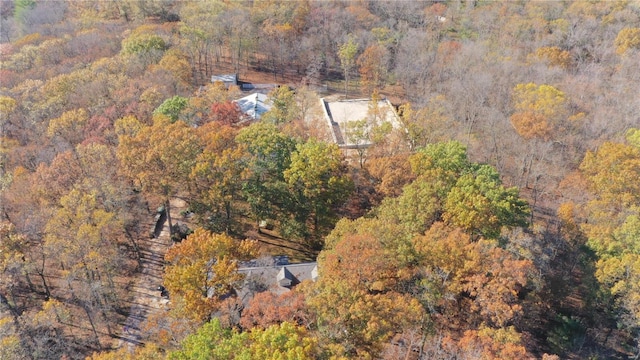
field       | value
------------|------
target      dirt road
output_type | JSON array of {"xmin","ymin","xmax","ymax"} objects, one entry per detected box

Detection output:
[{"xmin": 115, "ymin": 199, "xmax": 186, "ymax": 350}]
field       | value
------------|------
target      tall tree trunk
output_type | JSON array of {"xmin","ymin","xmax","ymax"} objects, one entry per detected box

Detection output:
[
  {"xmin": 165, "ymin": 198, "xmax": 173, "ymax": 238},
  {"xmin": 124, "ymin": 227, "xmax": 142, "ymax": 269},
  {"xmin": 37, "ymin": 253, "xmax": 51, "ymax": 299},
  {"xmin": 0, "ymin": 292, "xmax": 18, "ymax": 317},
  {"xmin": 344, "ymin": 73, "xmax": 349, "ymax": 98},
  {"xmin": 82, "ymin": 301, "xmax": 101, "ymax": 349},
  {"xmin": 225, "ymin": 201, "xmax": 231, "ymax": 234}
]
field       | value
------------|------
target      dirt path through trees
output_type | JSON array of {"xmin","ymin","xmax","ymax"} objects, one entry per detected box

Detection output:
[{"xmin": 114, "ymin": 199, "xmax": 186, "ymax": 351}]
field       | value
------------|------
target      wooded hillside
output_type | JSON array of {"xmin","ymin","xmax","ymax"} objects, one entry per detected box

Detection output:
[{"xmin": 1, "ymin": 1, "xmax": 639, "ymax": 359}]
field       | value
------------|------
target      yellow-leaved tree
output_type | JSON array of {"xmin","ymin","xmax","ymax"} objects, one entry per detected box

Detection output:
[
  {"xmin": 578, "ymin": 136, "xmax": 640, "ymax": 344},
  {"xmin": 163, "ymin": 228, "xmax": 258, "ymax": 322},
  {"xmin": 46, "ymin": 108, "xmax": 88, "ymax": 146},
  {"xmin": 614, "ymin": 27, "xmax": 640, "ymax": 55},
  {"xmin": 510, "ymin": 82, "xmax": 567, "ymax": 140}
]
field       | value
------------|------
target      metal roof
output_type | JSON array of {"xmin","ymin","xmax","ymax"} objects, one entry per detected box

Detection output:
[
  {"xmin": 234, "ymin": 92, "xmax": 272, "ymax": 120},
  {"xmin": 211, "ymin": 74, "xmax": 238, "ymax": 84}
]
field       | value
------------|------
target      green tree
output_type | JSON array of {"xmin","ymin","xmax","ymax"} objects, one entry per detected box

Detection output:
[
  {"xmin": 376, "ymin": 177, "xmax": 447, "ymax": 236},
  {"xmin": 236, "ymin": 122, "xmax": 297, "ymax": 228},
  {"xmin": 410, "ymin": 140, "xmax": 470, "ymax": 181},
  {"xmin": 121, "ymin": 25, "xmax": 168, "ymax": 64},
  {"xmin": 169, "ymin": 318, "xmax": 318, "ymax": 360},
  {"xmin": 249, "ymin": 322, "xmax": 318, "ymax": 360},
  {"xmin": 444, "ymin": 164, "xmax": 530, "ymax": 239},
  {"xmin": 373, "ymin": 141, "xmax": 530, "ymax": 240},
  {"xmin": 168, "ymin": 318, "xmax": 248, "ymax": 360},
  {"xmin": 154, "ymin": 96, "xmax": 189, "ymax": 123},
  {"xmin": 284, "ymin": 139, "xmax": 353, "ymax": 245},
  {"xmin": 262, "ymin": 85, "xmax": 299, "ymax": 125},
  {"xmin": 627, "ymin": 128, "xmax": 640, "ymax": 149},
  {"xmin": 338, "ymin": 36, "xmax": 358, "ymax": 98}
]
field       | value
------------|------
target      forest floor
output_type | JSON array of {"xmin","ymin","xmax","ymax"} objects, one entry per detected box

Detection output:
[
  {"xmin": 113, "ymin": 199, "xmax": 188, "ymax": 351},
  {"xmin": 207, "ymin": 57, "xmax": 406, "ymax": 104}
]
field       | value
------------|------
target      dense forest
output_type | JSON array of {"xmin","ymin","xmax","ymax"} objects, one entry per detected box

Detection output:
[{"xmin": 1, "ymin": 0, "xmax": 639, "ymax": 359}]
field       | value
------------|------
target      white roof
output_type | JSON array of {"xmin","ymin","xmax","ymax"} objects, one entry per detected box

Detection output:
[{"xmin": 234, "ymin": 93, "xmax": 272, "ymax": 120}]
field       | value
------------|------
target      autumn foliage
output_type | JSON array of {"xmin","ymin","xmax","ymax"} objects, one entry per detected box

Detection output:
[
  {"xmin": 209, "ymin": 101, "xmax": 243, "ymax": 126},
  {"xmin": 2, "ymin": 1, "xmax": 640, "ymax": 359},
  {"xmin": 164, "ymin": 228, "xmax": 258, "ymax": 322}
]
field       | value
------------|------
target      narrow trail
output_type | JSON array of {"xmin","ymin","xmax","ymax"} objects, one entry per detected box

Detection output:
[{"xmin": 114, "ymin": 199, "xmax": 186, "ymax": 351}]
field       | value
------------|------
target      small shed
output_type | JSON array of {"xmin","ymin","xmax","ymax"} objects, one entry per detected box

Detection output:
[{"xmin": 211, "ymin": 74, "xmax": 238, "ymax": 88}]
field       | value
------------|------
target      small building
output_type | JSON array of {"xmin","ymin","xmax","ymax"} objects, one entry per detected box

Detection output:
[
  {"xmin": 240, "ymin": 83, "xmax": 279, "ymax": 93},
  {"xmin": 234, "ymin": 92, "xmax": 272, "ymax": 121},
  {"xmin": 233, "ymin": 256, "xmax": 318, "ymax": 304},
  {"xmin": 211, "ymin": 74, "xmax": 238, "ymax": 88},
  {"xmin": 320, "ymin": 97, "xmax": 402, "ymax": 149}
]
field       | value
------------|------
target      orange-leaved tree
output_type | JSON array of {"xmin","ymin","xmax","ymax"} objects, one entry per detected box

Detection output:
[
  {"xmin": 164, "ymin": 228, "xmax": 258, "ymax": 322},
  {"xmin": 357, "ymin": 44, "xmax": 388, "ymax": 94},
  {"xmin": 413, "ymin": 223, "xmax": 534, "ymax": 331},
  {"xmin": 190, "ymin": 123, "xmax": 247, "ymax": 234},
  {"xmin": 239, "ymin": 290, "xmax": 311, "ymax": 330},
  {"xmin": 307, "ymin": 233, "xmax": 424, "ymax": 358},
  {"xmin": 510, "ymin": 83, "xmax": 567, "ymax": 140}
]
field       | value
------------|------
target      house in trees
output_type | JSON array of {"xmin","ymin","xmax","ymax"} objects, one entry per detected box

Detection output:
[
  {"xmin": 234, "ymin": 92, "xmax": 273, "ymax": 121},
  {"xmin": 211, "ymin": 74, "xmax": 238, "ymax": 88},
  {"xmin": 320, "ymin": 97, "xmax": 402, "ymax": 149},
  {"xmin": 233, "ymin": 256, "xmax": 318, "ymax": 303}
]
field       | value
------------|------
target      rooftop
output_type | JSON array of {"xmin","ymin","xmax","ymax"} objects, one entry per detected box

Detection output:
[
  {"xmin": 235, "ymin": 261, "xmax": 318, "ymax": 303},
  {"xmin": 234, "ymin": 92, "xmax": 272, "ymax": 121},
  {"xmin": 211, "ymin": 74, "xmax": 238, "ymax": 85}
]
